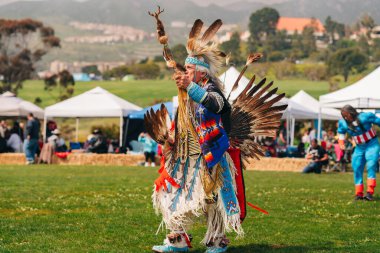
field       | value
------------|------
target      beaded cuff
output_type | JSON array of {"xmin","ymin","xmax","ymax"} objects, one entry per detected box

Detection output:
[{"xmin": 187, "ymin": 82, "xmax": 207, "ymax": 103}]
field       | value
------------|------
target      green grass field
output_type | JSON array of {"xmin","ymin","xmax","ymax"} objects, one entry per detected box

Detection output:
[{"xmin": 0, "ymin": 166, "xmax": 379, "ymax": 252}]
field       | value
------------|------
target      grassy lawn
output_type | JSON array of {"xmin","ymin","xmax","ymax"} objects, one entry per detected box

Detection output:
[
  {"xmin": 18, "ymin": 79, "xmax": 178, "ymax": 109},
  {"xmin": 0, "ymin": 166, "xmax": 379, "ymax": 252}
]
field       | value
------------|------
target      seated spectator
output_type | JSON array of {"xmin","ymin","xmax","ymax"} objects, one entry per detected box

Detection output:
[
  {"xmin": 263, "ymin": 137, "xmax": 276, "ymax": 157},
  {"xmin": 88, "ymin": 129, "xmax": 108, "ymax": 154},
  {"xmin": 48, "ymin": 129, "xmax": 67, "ymax": 152},
  {"xmin": 6, "ymin": 123, "xmax": 23, "ymax": 152},
  {"xmin": 138, "ymin": 132, "xmax": 157, "ymax": 167},
  {"xmin": 276, "ymin": 127, "xmax": 287, "ymax": 158},
  {"xmin": 0, "ymin": 135, "xmax": 7, "ymax": 153},
  {"xmin": 302, "ymin": 139, "xmax": 328, "ymax": 174},
  {"xmin": 296, "ymin": 142, "xmax": 306, "ymax": 158}
]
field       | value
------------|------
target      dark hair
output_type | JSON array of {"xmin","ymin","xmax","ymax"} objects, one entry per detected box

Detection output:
[
  {"xmin": 341, "ymin": 105, "xmax": 358, "ymax": 119},
  {"xmin": 311, "ymin": 138, "xmax": 318, "ymax": 145},
  {"xmin": 28, "ymin": 112, "xmax": 34, "ymax": 117}
]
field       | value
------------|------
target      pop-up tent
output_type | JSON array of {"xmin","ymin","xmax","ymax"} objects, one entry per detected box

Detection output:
[
  {"xmin": 292, "ymin": 90, "xmax": 341, "ymax": 120},
  {"xmin": 320, "ymin": 66, "xmax": 380, "ymax": 109},
  {"xmin": 0, "ymin": 91, "xmax": 44, "ymax": 119},
  {"xmin": 44, "ymin": 87, "xmax": 141, "ymax": 145},
  {"xmin": 128, "ymin": 102, "xmax": 173, "ymax": 120}
]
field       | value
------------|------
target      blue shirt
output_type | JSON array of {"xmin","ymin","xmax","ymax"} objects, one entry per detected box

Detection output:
[{"xmin": 138, "ymin": 136, "xmax": 157, "ymax": 153}]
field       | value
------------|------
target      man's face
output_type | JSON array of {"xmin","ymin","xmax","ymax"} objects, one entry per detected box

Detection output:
[
  {"xmin": 311, "ymin": 140, "xmax": 318, "ymax": 148},
  {"xmin": 341, "ymin": 110, "xmax": 354, "ymax": 123},
  {"xmin": 185, "ymin": 64, "xmax": 205, "ymax": 84}
]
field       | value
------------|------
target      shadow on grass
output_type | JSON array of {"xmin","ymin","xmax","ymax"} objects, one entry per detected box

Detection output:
[{"xmin": 191, "ymin": 243, "xmax": 332, "ymax": 253}]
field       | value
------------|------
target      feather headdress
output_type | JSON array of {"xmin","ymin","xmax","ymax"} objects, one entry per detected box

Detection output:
[{"xmin": 186, "ymin": 19, "xmax": 226, "ymax": 76}]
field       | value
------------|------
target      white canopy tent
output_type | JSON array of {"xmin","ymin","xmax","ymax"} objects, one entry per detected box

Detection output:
[
  {"xmin": 293, "ymin": 90, "xmax": 342, "ymax": 141},
  {"xmin": 44, "ymin": 87, "xmax": 142, "ymax": 145},
  {"xmin": 0, "ymin": 91, "xmax": 44, "ymax": 119},
  {"xmin": 319, "ymin": 66, "xmax": 380, "ymax": 109},
  {"xmin": 319, "ymin": 66, "xmax": 380, "ymax": 140},
  {"xmin": 291, "ymin": 90, "xmax": 341, "ymax": 120}
]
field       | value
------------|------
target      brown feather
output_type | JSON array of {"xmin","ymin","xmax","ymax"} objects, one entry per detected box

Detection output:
[
  {"xmin": 246, "ymin": 53, "xmax": 263, "ymax": 65},
  {"xmin": 189, "ymin": 19, "xmax": 204, "ymax": 40},
  {"xmin": 201, "ymin": 19, "xmax": 222, "ymax": 44}
]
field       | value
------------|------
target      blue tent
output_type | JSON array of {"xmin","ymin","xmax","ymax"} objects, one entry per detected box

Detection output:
[
  {"xmin": 128, "ymin": 102, "xmax": 173, "ymax": 119},
  {"xmin": 73, "ymin": 73, "xmax": 91, "ymax": 82}
]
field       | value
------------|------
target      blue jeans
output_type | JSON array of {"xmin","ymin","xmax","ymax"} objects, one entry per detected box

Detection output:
[
  {"xmin": 302, "ymin": 162, "xmax": 322, "ymax": 174},
  {"xmin": 24, "ymin": 139, "xmax": 38, "ymax": 162}
]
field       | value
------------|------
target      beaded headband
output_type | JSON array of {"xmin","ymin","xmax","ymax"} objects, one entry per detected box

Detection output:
[{"xmin": 185, "ymin": 56, "xmax": 210, "ymax": 69}]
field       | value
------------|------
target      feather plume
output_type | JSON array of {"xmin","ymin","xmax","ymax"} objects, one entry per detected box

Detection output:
[
  {"xmin": 229, "ymin": 70, "xmax": 287, "ymax": 166},
  {"xmin": 189, "ymin": 19, "xmax": 204, "ymax": 40},
  {"xmin": 227, "ymin": 53, "xmax": 263, "ymax": 100},
  {"xmin": 201, "ymin": 19, "xmax": 222, "ymax": 44},
  {"xmin": 144, "ymin": 104, "xmax": 171, "ymax": 145}
]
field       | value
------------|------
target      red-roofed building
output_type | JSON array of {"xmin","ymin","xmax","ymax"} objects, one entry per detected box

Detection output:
[{"xmin": 277, "ymin": 17, "xmax": 325, "ymax": 37}]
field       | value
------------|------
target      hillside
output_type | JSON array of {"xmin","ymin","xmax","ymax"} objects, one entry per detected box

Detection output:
[{"xmin": 1, "ymin": 0, "xmax": 379, "ymax": 67}]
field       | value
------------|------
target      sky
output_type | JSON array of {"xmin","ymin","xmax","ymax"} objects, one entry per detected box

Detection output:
[{"xmin": 0, "ymin": 0, "xmax": 288, "ymax": 7}]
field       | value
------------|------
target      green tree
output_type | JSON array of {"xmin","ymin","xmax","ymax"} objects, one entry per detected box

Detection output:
[
  {"xmin": 82, "ymin": 65, "xmax": 101, "ymax": 76},
  {"xmin": 248, "ymin": 7, "xmax": 280, "ymax": 46},
  {"xmin": 103, "ymin": 65, "xmax": 130, "ymax": 80},
  {"xmin": 324, "ymin": 16, "xmax": 345, "ymax": 45},
  {"xmin": 129, "ymin": 63, "xmax": 160, "ymax": 79},
  {"xmin": 360, "ymin": 14, "xmax": 376, "ymax": 39},
  {"xmin": 170, "ymin": 44, "xmax": 187, "ymax": 64},
  {"xmin": 372, "ymin": 38, "xmax": 380, "ymax": 61},
  {"xmin": 44, "ymin": 70, "xmax": 75, "ymax": 101},
  {"xmin": 357, "ymin": 35, "xmax": 370, "ymax": 56},
  {"xmin": 0, "ymin": 18, "xmax": 60, "ymax": 94},
  {"xmin": 301, "ymin": 26, "xmax": 317, "ymax": 57},
  {"xmin": 328, "ymin": 48, "xmax": 368, "ymax": 82},
  {"xmin": 220, "ymin": 32, "xmax": 243, "ymax": 64}
]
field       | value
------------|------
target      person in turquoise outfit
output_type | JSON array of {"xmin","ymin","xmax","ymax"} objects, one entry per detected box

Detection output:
[
  {"xmin": 138, "ymin": 132, "xmax": 158, "ymax": 167},
  {"xmin": 338, "ymin": 105, "xmax": 380, "ymax": 201}
]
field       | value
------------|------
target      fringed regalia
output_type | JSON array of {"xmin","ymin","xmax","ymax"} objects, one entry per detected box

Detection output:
[{"xmin": 147, "ymin": 7, "xmax": 287, "ymax": 252}]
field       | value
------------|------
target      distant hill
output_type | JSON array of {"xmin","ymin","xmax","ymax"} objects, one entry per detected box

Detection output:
[
  {"xmin": 1, "ymin": 0, "xmax": 379, "ymax": 67},
  {"xmin": 0, "ymin": 0, "xmax": 242, "ymax": 30},
  {"xmin": 1, "ymin": 0, "xmax": 379, "ymax": 32},
  {"xmin": 224, "ymin": 0, "xmax": 380, "ymax": 24}
]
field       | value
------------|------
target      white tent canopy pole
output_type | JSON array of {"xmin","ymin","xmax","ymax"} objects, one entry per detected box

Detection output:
[{"xmin": 75, "ymin": 118, "xmax": 79, "ymax": 142}]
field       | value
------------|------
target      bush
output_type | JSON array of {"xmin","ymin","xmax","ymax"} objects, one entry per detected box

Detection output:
[
  {"xmin": 91, "ymin": 124, "xmax": 119, "ymax": 140},
  {"xmin": 129, "ymin": 63, "xmax": 160, "ymax": 79},
  {"xmin": 328, "ymin": 75, "xmax": 343, "ymax": 92},
  {"xmin": 271, "ymin": 62, "xmax": 296, "ymax": 80},
  {"xmin": 302, "ymin": 64, "xmax": 328, "ymax": 81},
  {"xmin": 250, "ymin": 63, "xmax": 271, "ymax": 79},
  {"xmin": 268, "ymin": 51, "xmax": 285, "ymax": 62}
]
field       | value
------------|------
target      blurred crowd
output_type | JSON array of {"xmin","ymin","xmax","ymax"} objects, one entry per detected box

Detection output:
[
  {"xmin": 0, "ymin": 114, "xmax": 123, "ymax": 164},
  {"xmin": 259, "ymin": 124, "xmax": 356, "ymax": 173}
]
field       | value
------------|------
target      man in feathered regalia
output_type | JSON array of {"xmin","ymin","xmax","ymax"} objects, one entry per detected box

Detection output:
[{"xmin": 146, "ymin": 7, "xmax": 287, "ymax": 253}]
